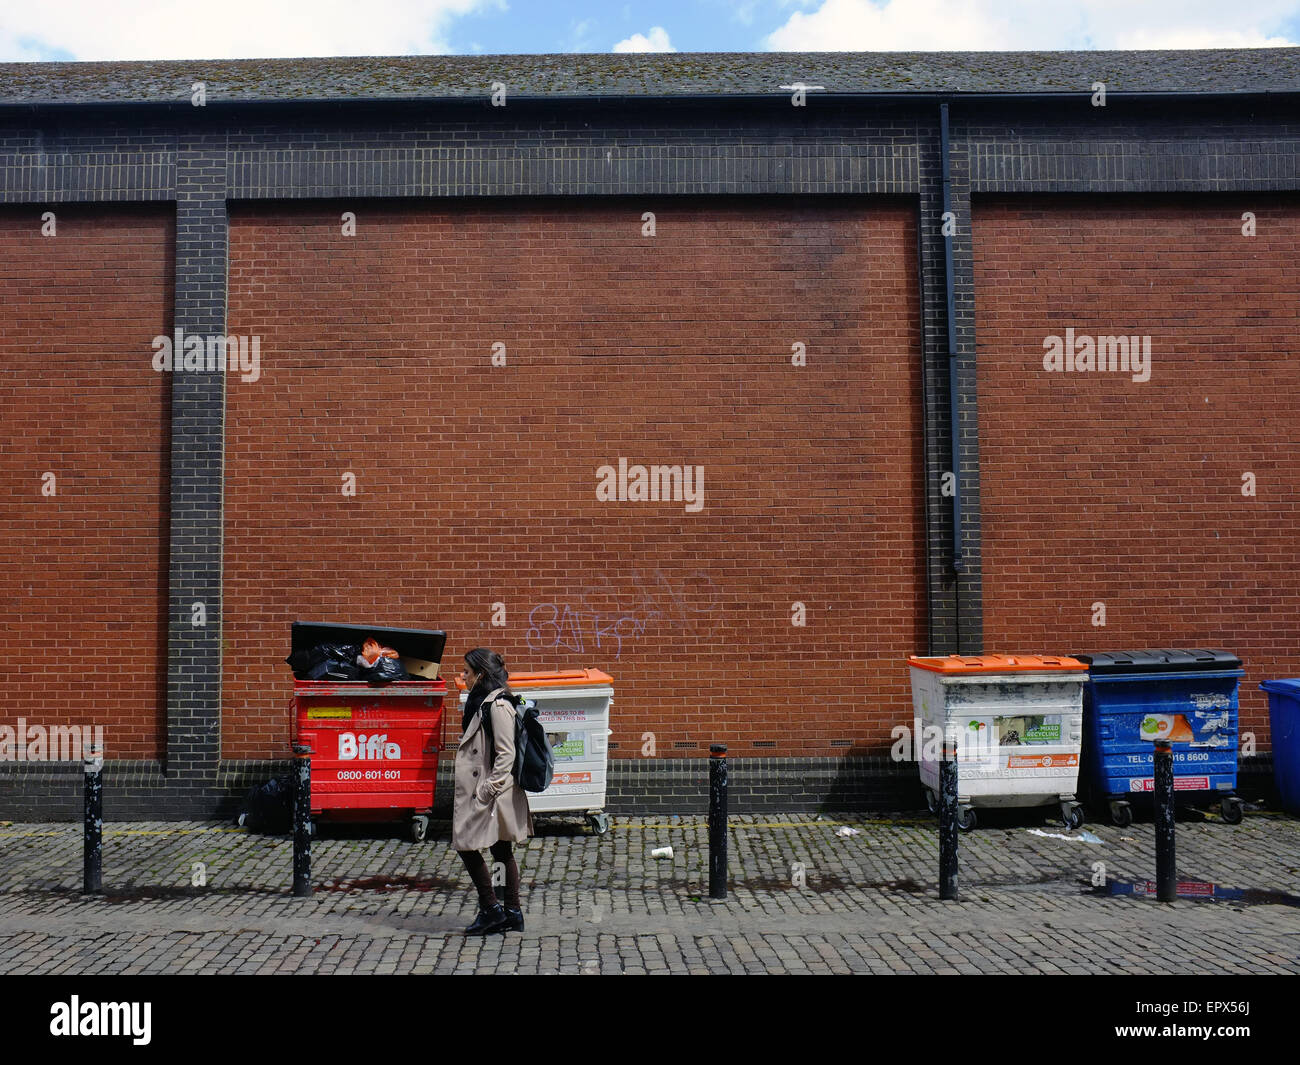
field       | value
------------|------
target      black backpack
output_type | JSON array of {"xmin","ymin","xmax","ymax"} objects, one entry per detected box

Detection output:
[{"xmin": 480, "ymin": 692, "xmax": 554, "ymax": 793}]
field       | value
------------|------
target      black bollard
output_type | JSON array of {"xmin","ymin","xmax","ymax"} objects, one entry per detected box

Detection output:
[
  {"xmin": 1154, "ymin": 739, "xmax": 1176, "ymax": 903},
  {"xmin": 708, "ymin": 744, "xmax": 728, "ymax": 900},
  {"xmin": 292, "ymin": 743, "xmax": 313, "ymax": 897},
  {"xmin": 939, "ymin": 738, "xmax": 959, "ymax": 900},
  {"xmin": 82, "ymin": 743, "xmax": 103, "ymax": 895}
]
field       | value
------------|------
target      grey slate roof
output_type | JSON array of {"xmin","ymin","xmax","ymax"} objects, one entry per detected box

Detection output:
[{"xmin": 1, "ymin": 49, "xmax": 1298, "ymax": 106}]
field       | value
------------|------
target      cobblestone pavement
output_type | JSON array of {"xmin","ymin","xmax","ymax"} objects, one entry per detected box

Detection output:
[{"xmin": 0, "ymin": 809, "xmax": 1298, "ymax": 974}]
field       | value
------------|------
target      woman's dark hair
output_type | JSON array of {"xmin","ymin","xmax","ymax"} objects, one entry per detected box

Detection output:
[{"xmin": 464, "ymin": 647, "xmax": 512, "ymax": 699}]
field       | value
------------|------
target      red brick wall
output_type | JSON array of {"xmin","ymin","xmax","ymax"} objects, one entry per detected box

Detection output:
[
  {"xmin": 0, "ymin": 206, "xmax": 173, "ymax": 760},
  {"xmin": 223, "ymin": 199, "xmax": 925, "ymax": 760},
  {"xmin": 975, "ymin": 195, "xmax": 1300, "ymax": 750}
]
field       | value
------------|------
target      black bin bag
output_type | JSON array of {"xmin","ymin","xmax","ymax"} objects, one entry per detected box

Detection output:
[
  {"xmin": 285, "ymin": 642, "xmax": 363, "ymax": 681},
  {"xmin": 285, "ymin": 622, "xmax": 447, "ymax": 683}
]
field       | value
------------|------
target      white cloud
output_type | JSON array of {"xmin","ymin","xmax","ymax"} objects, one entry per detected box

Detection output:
[
  {"xmin": 765, "ymin": 0, "xmax": 1299, "ymax": 51},
  {"xmin": 0, "ymin": 0, "xmax": 504, "ymax": 62},
  {"xmin": 566, "ymin": 16, "xmax": 598, "ymax": 52},
  {"xmin": 1115, "ymin": 27, "xmax": 1295, "ymax": 49},
  {"xmin": 613, "ymin": 26, "xmax": 676, "ymax": 52}
]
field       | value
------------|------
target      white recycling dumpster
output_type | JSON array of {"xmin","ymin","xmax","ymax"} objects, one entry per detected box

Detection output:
[
  {"xmin": 457, "ymin": 668, "xmax": 614, "ymax": 834},
  {"xmin": 906, "ymin": 654, "xmax": 1088, "ymax": 831}
]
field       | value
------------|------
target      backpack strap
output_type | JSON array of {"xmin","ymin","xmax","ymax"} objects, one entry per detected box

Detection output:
[
  {"xmin": 479, "ymin": 700, "xmax": 495, "ymax": 757},
  {"xmin": 477, "ymin": 690, "xmax": 517, "ymax": 758}
]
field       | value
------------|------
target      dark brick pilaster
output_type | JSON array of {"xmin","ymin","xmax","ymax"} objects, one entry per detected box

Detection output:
[
  {"xmin": 165, "ymin": 137, "xmax": 228, "ymax": 777},
  {"xmin": 918, "ymin": 105, "xmax": 982, "ymax": 654}
]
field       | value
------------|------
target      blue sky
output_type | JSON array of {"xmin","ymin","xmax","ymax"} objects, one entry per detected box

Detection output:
[
  {"xmin": 2, "ymin": 0, "xmax": 1299, "ymax": 62},
  {"xmin": 454, "ymin": 1, "xmax": 801, "ymax": 54}
]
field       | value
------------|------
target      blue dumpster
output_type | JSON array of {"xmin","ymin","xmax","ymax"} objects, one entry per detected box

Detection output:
[
  {"xmin": 1072, "ymin": 649, "xmax": 1244, "ymax": 827},
  {"xmin": 1259, "ymin": 679, "xmax": 1300, "ymax": 815}
]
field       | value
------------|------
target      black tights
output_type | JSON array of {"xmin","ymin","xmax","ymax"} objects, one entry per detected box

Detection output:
[{"xmin": 458, "ymin": 841, "xmax": 520, "ymax": 911}]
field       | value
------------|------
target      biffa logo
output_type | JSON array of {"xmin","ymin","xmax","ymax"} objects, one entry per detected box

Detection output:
[{"xmin": 338, "ymin": 733, "xmax": 400, "ymax": 760}]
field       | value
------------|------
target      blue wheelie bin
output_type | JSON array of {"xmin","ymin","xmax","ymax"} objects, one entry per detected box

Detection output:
[
  {"xmin": 1072, "ymin": 649, "xmax": 1245, "ymax": 827},
  {"xmin": 1259, "ymin": 679, "xmax": 1300, "ymax": 815}
]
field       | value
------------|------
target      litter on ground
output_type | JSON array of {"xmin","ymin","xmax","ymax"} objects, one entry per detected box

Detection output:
[{"xmin": 1027, "ymin": 828, "xmax": 1103, "ymax": 843}]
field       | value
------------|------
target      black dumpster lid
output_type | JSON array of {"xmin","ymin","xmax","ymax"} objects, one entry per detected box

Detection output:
[
  {"xmin": 289, "ymin": 621, "xmax": 446, "ymax": 664},
  {"xmin": 1072, "ymin": 648, "xmax": 1241, "ymax": 673}
]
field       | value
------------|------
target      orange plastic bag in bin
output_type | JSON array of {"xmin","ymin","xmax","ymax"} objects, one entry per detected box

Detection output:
[
  {"xmin": 359, "ymin": 638, "xmax": 400, "ymax": 667},
  {"xmin": 357, "ymin": 638, "xmax": 407, "ymax": 682}
]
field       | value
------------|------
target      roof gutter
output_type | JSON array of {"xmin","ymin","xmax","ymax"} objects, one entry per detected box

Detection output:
[{"xmin": 1, "ymin": 88, "xmax": 1299, "ymax": 113}]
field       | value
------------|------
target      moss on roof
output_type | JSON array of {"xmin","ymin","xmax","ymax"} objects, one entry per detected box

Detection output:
[{"xmin": 0, "ymin": 49, "xmax": 1297, "ymax": 106}]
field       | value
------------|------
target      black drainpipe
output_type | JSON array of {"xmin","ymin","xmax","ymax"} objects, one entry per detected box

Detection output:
[{"xmin": 939, "ymin": 101, "xmax": 964, "ymax": 578}]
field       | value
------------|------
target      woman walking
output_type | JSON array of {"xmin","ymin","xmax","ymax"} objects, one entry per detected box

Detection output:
[{"xmin": 453, "ymin": 648, "xmax": 533, "ymax": 934}]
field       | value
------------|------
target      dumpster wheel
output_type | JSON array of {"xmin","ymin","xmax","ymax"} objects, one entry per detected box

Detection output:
[
  {"xmin": 1108, "ymin": 800, "xmax": 1133, "ymax": 828},
  {"xmin": 956, "ymin": 806, "xmax": 977, "ymax": 831},
  {"xmin": 1220, "ymin": 796, "xmax": 1244, "ymax": 825},
  {"xmin": 409, "ymin": 815, "xmax": 430, "ymax": 843},
  {"xmin": 1060, "ymin": 801, "xmax": 1085, "ymax": 831},
  {"xmin": 585, "ymin": 813, "xmax": 612, "ymax": 835},
  {"xmin": 924, "ymin": 788, "xmax": 938, "ymax": 815}
]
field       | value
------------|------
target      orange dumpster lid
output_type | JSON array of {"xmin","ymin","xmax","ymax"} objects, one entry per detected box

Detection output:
[
  {"xmin": 908, "ymin": 653, "xmax": 1086, "ymax": 674},
  {"xmin": 454, "ymin": 668, "xmax": 614, "ymax": 690}
]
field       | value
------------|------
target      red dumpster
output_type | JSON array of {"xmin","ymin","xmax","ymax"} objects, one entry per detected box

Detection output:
[{"xmin": 288, "ymin": 622, "xmax": 447, "ymax": 842}]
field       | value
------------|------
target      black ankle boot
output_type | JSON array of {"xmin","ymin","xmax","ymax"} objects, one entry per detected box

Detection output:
[
  {"xmin": 465, "ymin": 903, "xmax": 507, "ymax": 936},
  {"xmin": 499, "ymin": 907, "xmax": 524, "ymax": 933}
]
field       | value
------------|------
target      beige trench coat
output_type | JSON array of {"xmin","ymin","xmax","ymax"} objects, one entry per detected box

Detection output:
[{"xmin": 451, "ymin": 687, "xmax": 533, "ymax": 851}]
